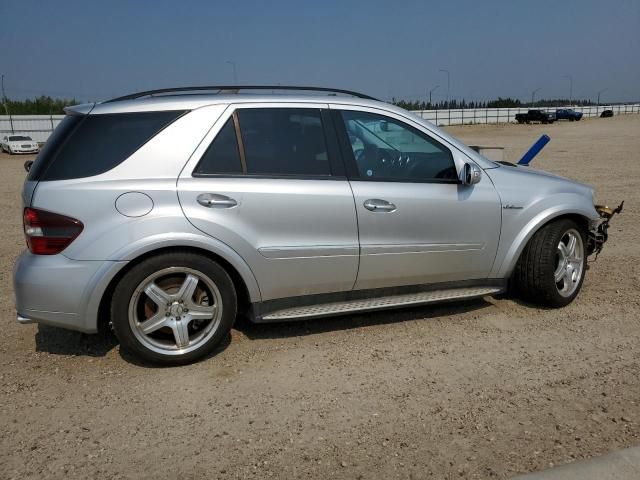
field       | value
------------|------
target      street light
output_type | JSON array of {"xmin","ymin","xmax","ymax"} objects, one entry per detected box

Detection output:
[
  {"xmin": 531, "ymin": 87, "xmax": 541, "ymax": 106},
  {"xmin": 429, "ymin": 85, "xmax": 440, "ymax": 106},
  {"xmin": 226, "ymin": 61, "xmax": 238, "ymax": 84},
  {"xmin": 439, "ymin": 69, "xmax": 450, "ymax": 104},
  {"xmin": 562, "ymin": 75, "xmax": 573, "ymax": 105},
  {"xmin": 597, "ymin": 88, "xmax": 607, "ymax": 106}
]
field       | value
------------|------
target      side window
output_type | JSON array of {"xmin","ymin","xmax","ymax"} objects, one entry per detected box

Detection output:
[
  {"xmin": 237, "ymin": 108, "xmax": 331, "ymax": 176},
  {"xmin": 193, "ymin": 118, "xmax": 243, "ymax": 175},
  {"xmin": 35, "ymin": 110, "xmax": 186, "ymax": 181},
  {"xmin": 339, "ymin": 110, "xmax": 457, "ymax": 181}
]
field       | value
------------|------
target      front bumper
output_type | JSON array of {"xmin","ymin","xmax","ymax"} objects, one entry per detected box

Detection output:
[
  {"xmin": 13, "ymin": 251, "xmax": 117, "ymax": 333},
  {"xmin": 10, "ymin": 147, "xmax": 39, "ymax": 154},
  {"xmin": 588, "ymin": 201, "xmax": 624, "ymax": 257}
]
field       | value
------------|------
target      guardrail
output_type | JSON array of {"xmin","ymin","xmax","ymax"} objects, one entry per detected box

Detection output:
[{"xmin": 1, "ymin": 103, "xmax": 639, "ymax": 142}]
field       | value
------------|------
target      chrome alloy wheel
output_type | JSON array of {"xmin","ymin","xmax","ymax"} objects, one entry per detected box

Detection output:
[
  {"xmin": 554, "ymin": 229, "xmax": 584, "ymax": 298},
  {"xmin": 128, "ymin": 267, "xmax": 223, "ymax": 355}
]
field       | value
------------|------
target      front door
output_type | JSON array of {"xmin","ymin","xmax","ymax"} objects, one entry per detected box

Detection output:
[{"xmin": 331, "ymin": 105, "xmax": 502, "ymax": 290}]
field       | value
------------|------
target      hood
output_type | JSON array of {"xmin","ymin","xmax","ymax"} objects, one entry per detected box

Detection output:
[{"xmin": 486, "ymin": 163, "xmax": 594, "ymax": 201}]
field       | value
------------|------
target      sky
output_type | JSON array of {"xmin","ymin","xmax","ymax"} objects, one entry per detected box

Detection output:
[{"xmin": 1, "ymin": 0, "xmax": 639, "ymax": 103}]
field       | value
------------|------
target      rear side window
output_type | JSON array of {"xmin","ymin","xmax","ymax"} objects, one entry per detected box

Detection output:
[
  {"xmin": 29, "ymin": 110, "xmax": 185, "ymax": 181},
  {"xmin": 238, "ymin": 108, "xmax": 330, "ymax": 176},
  {"xmin": 193, "ymin": 118, "xmax": 243, "ymax": 175}
]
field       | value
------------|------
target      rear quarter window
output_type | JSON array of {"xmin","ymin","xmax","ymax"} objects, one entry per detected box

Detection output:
[{"xmin": 29, "ymin": 110, "xmax": 186, "ymax": 181}]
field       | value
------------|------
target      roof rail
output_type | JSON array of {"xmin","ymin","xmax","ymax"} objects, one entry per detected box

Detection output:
[{"xmin": 103, "ymin": 85, "xmax": 378, "ymax": 103}]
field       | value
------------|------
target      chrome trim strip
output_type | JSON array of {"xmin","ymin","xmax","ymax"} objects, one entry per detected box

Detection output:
[
  {"xmin": 258, "ymin": 245, "xmax": 359, "ymax": 259},
  {"xmin": 361, "ymin": 243, "xmax": 484, "ymax": 255}
]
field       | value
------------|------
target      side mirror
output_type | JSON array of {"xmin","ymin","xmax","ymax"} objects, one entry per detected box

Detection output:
[
  {"xmin": 460, "ymin": 162, "xmax": 481, "ymax": 185},
  {"xmin": 24, "ymin": 160, "xmax": 33, "ymax": 173}
]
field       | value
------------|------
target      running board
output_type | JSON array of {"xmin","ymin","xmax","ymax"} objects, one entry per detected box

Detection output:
[{"xmin": 260, "ymin": 286, "xmax": 502, "ymax": 322}]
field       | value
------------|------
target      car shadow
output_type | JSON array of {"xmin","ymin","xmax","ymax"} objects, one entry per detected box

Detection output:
[
  {"xmin": 235, "ymin": 298, "xmax": 492, "ymax": 340},
  {"xmin": 35, "ymin": 325, "xmax": 118, "ymax": 357},
  {"xmin": 33, "ymin": 299, "xmax": 492, "ymax": 365}
]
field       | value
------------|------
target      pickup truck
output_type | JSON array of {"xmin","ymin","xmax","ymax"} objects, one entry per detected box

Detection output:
[
  {"xmin": 515, "ymin": 110, "xmax": 556, "ymax": 124},
  {"xmin": 555, "ymin": 108, "xmax": 583, "ymax": 121}
]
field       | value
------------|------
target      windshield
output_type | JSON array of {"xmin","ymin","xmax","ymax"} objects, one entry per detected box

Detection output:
[{"xmin": 9, "ymin": 136, "xmax": 32, "ymax": 141}]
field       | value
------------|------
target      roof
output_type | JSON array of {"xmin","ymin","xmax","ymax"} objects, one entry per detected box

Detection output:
[{"xmin": 66, "ymin": 93, "xmax": 389, "ymax": 116}]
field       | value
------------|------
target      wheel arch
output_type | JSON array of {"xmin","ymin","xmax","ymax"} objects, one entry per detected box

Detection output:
[
  {"xmin": 494, "ymin": 208, "xmax": 593, "ymax": 279},
  {"xmin": 95, "ymin": 245, "xmax": 258, "ymax": 332}
]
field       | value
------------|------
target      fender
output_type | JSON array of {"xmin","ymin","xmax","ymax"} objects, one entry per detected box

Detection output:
[
  {"xmin": 491, "ymin": 195, "xmax": 598, "ymax": 279},
  {"xmin": 79, "ymin": 232, "xmax": 262, "ymax": 333}
]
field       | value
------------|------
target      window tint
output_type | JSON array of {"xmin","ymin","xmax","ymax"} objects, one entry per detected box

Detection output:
[
  {"xmin": 27, "ymin": 115, "xmax": 82, "ymax": 181},
  {"xmin": 340, "ymin": 110, "xmax": 457, "ymax": 181},
  {"xmin": 238, "ymin": 108, "xmax": 330, "ymax": 176},
  {"xmin": 33, "ymin": 110, "xmax": 185, "ymax": 181},
  {"xmin": 194, "ymin": 118, "xmax": 242, "ymax": 175}
]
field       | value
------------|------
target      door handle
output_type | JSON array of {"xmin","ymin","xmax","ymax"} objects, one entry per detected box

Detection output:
[
  {"xmin": 363, "ymin": 199, "xmax": 396, "ymax": 212},
  {"xmin": 197, "ymin": 193, "xmax": 238, "ymax": 208}
]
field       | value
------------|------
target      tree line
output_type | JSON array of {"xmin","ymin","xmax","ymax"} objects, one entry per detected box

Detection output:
[
  {"xmin": 392, "ymin": 97, "xmax": 597, "ymax": 110},
  {"xmin": 1, "ymin": 96, "xmax": 80, "ymax": 115}
]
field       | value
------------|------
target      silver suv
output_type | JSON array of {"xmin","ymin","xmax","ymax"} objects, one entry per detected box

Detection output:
[{"xmin": 13, "ymin": 86, "xmax": 620, "ymax": 365}]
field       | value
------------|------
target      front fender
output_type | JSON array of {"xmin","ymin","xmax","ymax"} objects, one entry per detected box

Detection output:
[{"xmin": 491, "ymin": 194, "xmax": 598, "ymax": 278}]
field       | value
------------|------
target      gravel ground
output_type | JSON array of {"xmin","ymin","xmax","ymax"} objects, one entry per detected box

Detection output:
[{"xmin": 1, "ymin": 114, "xmax": 639, "ymax": 479}]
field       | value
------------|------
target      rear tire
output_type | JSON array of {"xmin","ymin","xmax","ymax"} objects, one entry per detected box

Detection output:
[
  {"xmin": 111, "ymin": 252, "xmax": 237, "ymax": 365},
  {"xmin": 512, "ymin": 219, "xmax": 587, "ymax": 308}
]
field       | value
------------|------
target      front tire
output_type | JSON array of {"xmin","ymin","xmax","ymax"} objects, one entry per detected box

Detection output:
[
  {"xmin": 512, "ymin": 219, "xmax": 587, "ymax": 307},
  {"xmin": 111, "ymin": 252, "xmax": 237, "ymax": 365}
]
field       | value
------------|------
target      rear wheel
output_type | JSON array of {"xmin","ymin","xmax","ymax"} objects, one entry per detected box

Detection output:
[
  {"xmin": 512, "ymin": 219, "xmax": 586, "ymax": 307},
  {"xmin": 111, "ymin": 252, "xmax": 237, "ymax": 365}
]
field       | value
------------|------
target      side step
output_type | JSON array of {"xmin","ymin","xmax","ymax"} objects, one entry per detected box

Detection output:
[{"xmin": 261, "ymin": 286, "xmax": 502, "ymax": 322}]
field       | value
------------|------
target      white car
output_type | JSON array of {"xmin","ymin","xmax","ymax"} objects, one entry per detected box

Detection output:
[{"xmin": 1, "ymin": 135, "xmax": 40, "ymax": 154}]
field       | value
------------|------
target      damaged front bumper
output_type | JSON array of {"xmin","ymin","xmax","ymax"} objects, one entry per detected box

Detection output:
[{"xmin": 587, "ymin": 201, "xmax": 624, "ymax": 257}]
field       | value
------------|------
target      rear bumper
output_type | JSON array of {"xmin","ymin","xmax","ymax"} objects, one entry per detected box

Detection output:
[{"xmin": 13, "ymin": 251, "xmax": 125, "ymax": 333}]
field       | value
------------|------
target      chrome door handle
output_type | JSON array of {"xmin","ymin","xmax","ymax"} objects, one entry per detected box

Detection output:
[
  {"xmin": 197, "ymin": 193, "xmax": 237, "ymax": 208},
  {"xmin": 363, "ymin": 199, "xmax": 396, "ymax": 212}
]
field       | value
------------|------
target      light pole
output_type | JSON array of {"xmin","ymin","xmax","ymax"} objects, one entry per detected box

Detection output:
[
  {"xmin": 531, "ymin": 87, "xmax": 541, "ymax": 106},
  {"xmin": 226, "ymin": 61, "xmax": 238, "ymax": 84},
  {"xmin": 429, "ymin": 85, "xmax": 440, "ymax": 106},
  {"xmin": 597, "ymin": 88, "xmax": 607, "ymax": 106},
  {"xmin": 1, "ymin": 74, "xmax": 14, "ymax": 133},
  {"xmin": 562, "ymin": 75, "xmax": 573, "ymax": 105},
  {"xmin": 439, "ymin": 69, "xmax": 450, "ymax": 105}
]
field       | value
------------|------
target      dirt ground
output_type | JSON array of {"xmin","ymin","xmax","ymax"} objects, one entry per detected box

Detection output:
[{"xmin": 1, "ymin": 115, "xmax": 639, "ymax": 479}]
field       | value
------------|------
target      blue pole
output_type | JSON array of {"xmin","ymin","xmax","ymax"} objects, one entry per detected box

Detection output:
[{"xmin": 518, "ymin": 134, "xmax": 551, "ymax": 165}]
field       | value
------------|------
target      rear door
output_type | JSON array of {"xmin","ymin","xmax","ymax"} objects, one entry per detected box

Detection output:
[
  {"xmin": 177, "ymin": 103, "xmax": 359, "ymax": 301},
  {"xmin": 330, "ymin": 104, "xmax": 502, "ymax": 290}
]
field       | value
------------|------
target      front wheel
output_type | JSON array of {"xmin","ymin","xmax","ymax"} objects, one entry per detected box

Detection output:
[
  {"xmin": 512, "ymin": 219, "xmax": 587, "ymax": 307},
  {"xmin": 111, "ymin": 252, "xmax": 237, "ymax": 365}
]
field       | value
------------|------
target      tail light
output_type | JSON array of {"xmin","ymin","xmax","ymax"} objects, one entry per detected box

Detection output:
[{"xmin": 23, "ymin": 207, "xmax": 84, "ymax": 255}]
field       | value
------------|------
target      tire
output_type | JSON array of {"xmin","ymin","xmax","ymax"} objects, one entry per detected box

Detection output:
[
  {"xmin": 512, "ymin": 219, "xmax": 587, "ymax": 308},
  {"xmin": 111, "ymin": 252, "xmax": 237, "ymax": 365}
]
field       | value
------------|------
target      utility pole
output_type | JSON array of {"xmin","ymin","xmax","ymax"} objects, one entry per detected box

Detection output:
[
  {"xmin": 597, "ymin": 88, "xmax": 607, "ymax": 106},
  {"xmin": 531, "ymin": 87, "xmax": 541, "ymax": 106},
  {"xmin": 1, "ymin": 74, "xmax": 14, "ymax": 134},
  {"xmin": 429, "ymin": 85, "xmax": 440, "ymax": 106},
  {"xmin": 562, "ymin": 75, "xmax": 573, "ymax": 105},
  {"xmin": 439, "ymin": 69, "xmax": 450, "ymax": 105},
  {"xmin": 226, "ymin": 61, "xmax": 238, "ymax": 84}
]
